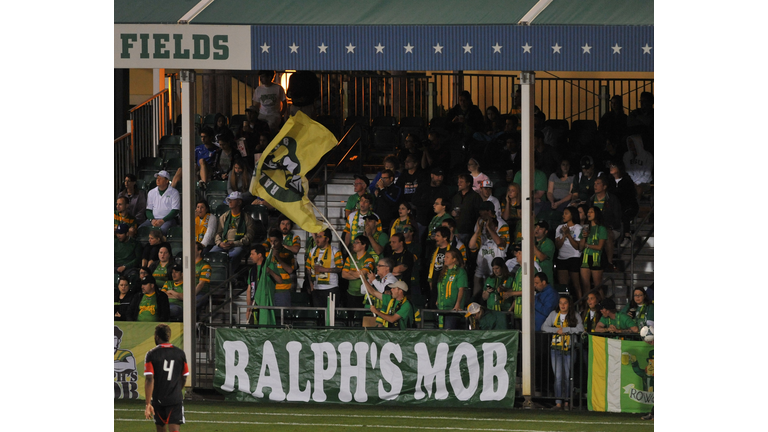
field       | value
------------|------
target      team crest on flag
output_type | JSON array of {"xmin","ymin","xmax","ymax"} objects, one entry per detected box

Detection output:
[{"xmin": 251, "ymin": 110, "xmax": 337, "ymax": 233}]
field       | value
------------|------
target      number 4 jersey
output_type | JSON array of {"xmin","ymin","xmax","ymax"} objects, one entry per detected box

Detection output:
[{"xmin": 144, "ymin": 344, "xmax": 189, "ymax": 406}]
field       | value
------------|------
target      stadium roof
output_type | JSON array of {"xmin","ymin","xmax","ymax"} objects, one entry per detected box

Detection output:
[{"xmin": 114, "ymin": 0, "xmax": 653, "ymax": 71}]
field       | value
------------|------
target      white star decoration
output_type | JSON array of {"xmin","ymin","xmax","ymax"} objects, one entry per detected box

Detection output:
[
  {"xmin": 522, "ymin": 43, "xmax": 532, "ymax": 53},
  {"xmin": 263, "ymin": 41, "xmax": 650, "ymax": 58},
  {"xmin": 642, "ymin": 43, "xmax": 652, "ymax": 54}
]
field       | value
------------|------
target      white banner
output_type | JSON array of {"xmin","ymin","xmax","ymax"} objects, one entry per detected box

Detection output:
[{"xmin": 114, "ymin": 24, "xmax": 251, "ymax": 69}]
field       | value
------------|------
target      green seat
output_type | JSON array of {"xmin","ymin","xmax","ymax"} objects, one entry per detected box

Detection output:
[
  {"xmin": 202, "ymin": 113, "xmax": 217, "ymax": 129},
  {"xmin": 164, "ymin": 157, "xmax": 182, "ymax": 172},
  {"xmin": 205, "ymin": 251, "xmax": 230, "ymax": 286},
  {"xmin": 136, "ymin": 225, "xmax": 152, "ymax": 247},
  {"xmin": 159, "ymin": 135, "xmax": 182, "ymax": 146},
  {"xmin": 166, "ymin": 226, "xmax": 183, "ymax": 256},
  {"xmin": 138, "ymin": 157, "xmax": 163, "ymax": 180},
  {"xmin": 215, "ymin": 203, "xmax": 230, "ymax": 217},
  {"xmin": 206, "ymin": 180, "xmax": 229, "ymax": 209}
]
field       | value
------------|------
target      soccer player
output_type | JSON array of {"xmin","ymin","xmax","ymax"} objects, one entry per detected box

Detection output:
[{"xmin": 144, "ymin": 324, "xmax": 189, "ymax": 431}]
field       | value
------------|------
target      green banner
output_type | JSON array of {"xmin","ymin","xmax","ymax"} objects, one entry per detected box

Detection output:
[
  {"xmin": 587, "ymin": 335, "xmax": 653, "ymax": 413},
  {"xmin": 114, "ymin": 322, "xmax": 184, "ymax": 400},
  {"xmin": 214, "ymin": 328, "xmax": 518, "ymax": 407}
]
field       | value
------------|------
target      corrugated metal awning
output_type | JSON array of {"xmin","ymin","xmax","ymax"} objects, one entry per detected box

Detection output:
[{"xmin": 114, "ymin": 0, "xmax": 653, "ymax": 71}]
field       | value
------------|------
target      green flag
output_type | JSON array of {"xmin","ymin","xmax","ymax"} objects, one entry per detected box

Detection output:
[
  {"xmin": 587, "ymin": 335, "xmax": 654, "ymax": 413},
  {"xmin": 251, "ymin": 262, "xmax": 276, "ymax": 326}
]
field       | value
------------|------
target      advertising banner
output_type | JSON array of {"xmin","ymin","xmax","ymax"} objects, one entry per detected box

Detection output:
[
  {"xmin": 114, "ymin": 322, "xmax": 184, "ymax": 400},
  {"xmin": 214, "ymin": 328, "xmax": 518, "ymax": 407},
  {"xmin": 587, "ymin": 335, "xmax": 654, "ymax": 413},
  {"xmin": 114, "ymin": 24, "xmax": 251, "ymax": 69}
]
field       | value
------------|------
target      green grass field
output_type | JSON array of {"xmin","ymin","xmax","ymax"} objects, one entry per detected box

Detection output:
[{"xmin": 114, "ymin": 399, "xmax": 653, "ymax": 432}]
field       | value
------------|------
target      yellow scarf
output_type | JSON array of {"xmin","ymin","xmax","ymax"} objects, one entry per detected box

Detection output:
[{"xmin": 551, "ymin": 312, "xmax": 572, "ymax": 351}]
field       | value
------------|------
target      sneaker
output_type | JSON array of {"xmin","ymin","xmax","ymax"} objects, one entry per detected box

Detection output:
[
  {"xmin": 641, "ymin": 413, "xmax": 653, "ymax": 420},
  {"xmin": 550, "ymin": 405, "xmax": 562, "ymax": 411},
  {"xmin": 620, "ymin": 237, "xmax": 631, "ymax": 248}
]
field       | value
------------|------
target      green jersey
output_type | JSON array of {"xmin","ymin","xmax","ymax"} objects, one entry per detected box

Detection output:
[
  {"xmin": 162, "ymin": 281, "xmax": 183, "ymax": 307},
  {"xmin": 535, "ymin": 237, "xmax": 556, "ymax": 285},
  {"xmin": 137, "ymin": 293, "xmax": 159, "ymax": 322},
  {"xmin": 477, "ymin": 309, "xmax": 508, "ymax": 330},
  {"xmin": 484, "ymin": 275, "xmax": 513, "ymax": 311},
  {"xmin": 437, "ymin": 266, "xmax": 467, "ymax": 311},
  {"xmin": 580, "ymin": 225, "xmax": 608, "ymax": 268},
  {"xmin": 376, "ymin": 294, "xmax": 413, "ymax": 330},
  {"xmin": 599, "ymin": 312, "xmax": 637, "ymax": 330},
  {"xmin": 343, "ymin": 253, "xmax": 375, "ymax": 297}
]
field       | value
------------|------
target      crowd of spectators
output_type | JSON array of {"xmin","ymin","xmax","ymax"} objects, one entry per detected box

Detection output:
[{"xmin": 114, "ymin": 74, "xmax": 653, "ymax": 345}]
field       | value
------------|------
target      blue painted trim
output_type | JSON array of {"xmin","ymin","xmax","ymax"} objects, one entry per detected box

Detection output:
[{"xmin": 250, "ymin": 25, "xmax": 653, "ymax": 72}]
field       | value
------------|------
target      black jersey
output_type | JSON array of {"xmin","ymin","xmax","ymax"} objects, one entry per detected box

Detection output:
[{"xmin": 144, "ymin": 344, "xmax": 189, "ymax": 406}]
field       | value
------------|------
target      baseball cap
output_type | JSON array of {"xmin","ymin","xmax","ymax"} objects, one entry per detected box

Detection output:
[
  {"xmin": 245, "ymin": 105, "xmax": 259, "ymax": 112},
  {"xmin": 388, "ymin": 280, "xmax": 409, "ymax": 292},
  {"xmin": 580, "ymin": 156, "xmax": 594, "ymax": 169},
  {"xmin": 431, "ymin": 167, "xmax": 444, "ymax": 176},
  {"xmin": 115, "ymin": 223, "xmax": 130, "ymax": 234},
  {"xmin": 172, "ymin": 264, "xmax": 183, "ymax": 272},
  {"xmin": 480, "ymin": 179, "xmax": 493, "ymax": 188},
  {"xmin": 154, "ymin": 170, "xmax": 171, "ymax": 180},
  {"xmin": 512, "ymin": 243, "xmax": 522, "ymax": 253},
  {"xmin": 226, "ymin": 191, "xmax": 243, "ymax": 203},
  {"xmin": 598, "ymin": 298, "xmax": 616, "ymax": 311},
  {"xmin": 363, "ymin": 213, "xmax": 380, "ymax": 221},
  {"xmin": 465, "ymin": 302, "xmax": 481, "ymax": 317},
  {"xmin": 479, "ymin": 201, "xmax": 495, "ymax": 212},
  {"xmin": 534, "ymin": 220, "xmax": 550, "ymax": 230},
  {"xmin": 353, "ymin": 174, "xmax": 370, "ymax": 187},
  {"xmin": 141, "ymin": 275, "xmax": 157, "ymax": 286}
]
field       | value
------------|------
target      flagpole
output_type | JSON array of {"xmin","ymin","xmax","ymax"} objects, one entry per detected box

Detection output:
[{"xmin": 309, "ymin": 200, "xmax": 374, "ymax": 306}]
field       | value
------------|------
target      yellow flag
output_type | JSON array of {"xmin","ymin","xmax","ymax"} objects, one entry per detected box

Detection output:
[{"xmin": 250, "ymin": 110, "xmax": 336, "ymax": 233}]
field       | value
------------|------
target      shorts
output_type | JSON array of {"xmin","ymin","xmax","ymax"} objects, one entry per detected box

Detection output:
[
  {"xmin": 152, "ymin": 402, "xmax": 185, "ymax": 426},
  {"xmin": 581, "ymin": 254, "xmax": 603, "ymax": 271},
  {"xmin": 556, "ymin": 257, "xmax": 581, "ymax": 273}
]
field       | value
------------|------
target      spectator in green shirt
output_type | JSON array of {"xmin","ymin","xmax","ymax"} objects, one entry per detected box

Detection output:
[{"xmin": 595, "ymin": 298, "xmax": 638, "ymax": 334}]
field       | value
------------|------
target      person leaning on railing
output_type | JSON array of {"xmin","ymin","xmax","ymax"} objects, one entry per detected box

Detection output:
[
  {"xmin": 595, "ymin": 298, "xmax": 638, "ymax": 334},
  {"xmin": 541, "ymin": 294, "xmax": 584, "ymax": 411}
]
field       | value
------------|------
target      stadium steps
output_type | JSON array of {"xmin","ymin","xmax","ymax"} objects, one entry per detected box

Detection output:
[{"xmin": 606, "ymin": 203, "xmax": 654, "ymax": 310}]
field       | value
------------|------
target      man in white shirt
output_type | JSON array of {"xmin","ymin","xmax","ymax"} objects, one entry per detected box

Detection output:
[
  {"xmin": 477, "ymin": 179, "xmax": 502, "ymax": 219},
  {"xmin": 140, "ymin": 170, "xmax": 180, "ymax": 235},
  {"xmin": 252, "ymin": 70, "xmax": 288, "ymax": 133}
]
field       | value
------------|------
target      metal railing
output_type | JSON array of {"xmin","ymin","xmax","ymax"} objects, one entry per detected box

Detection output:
[
  {"xmin": 432, "ymin": 72, "xmax": 518, "ymax": 116},
  {"xmin": 128, "ymin": 89, "xmax": 173, "ymax": 167},
  {"xmin": 114, "ymin": 132, "xmax": 132, "ymax": 197}
]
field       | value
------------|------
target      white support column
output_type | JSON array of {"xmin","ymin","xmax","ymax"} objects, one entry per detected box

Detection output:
[
  {"xmin": 519, "ymin": 71, "xmax": 536, "ymax": 408},
  {"xmin": 180, "ymin": 69, "xmax": 197, "ymax": 386}
]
